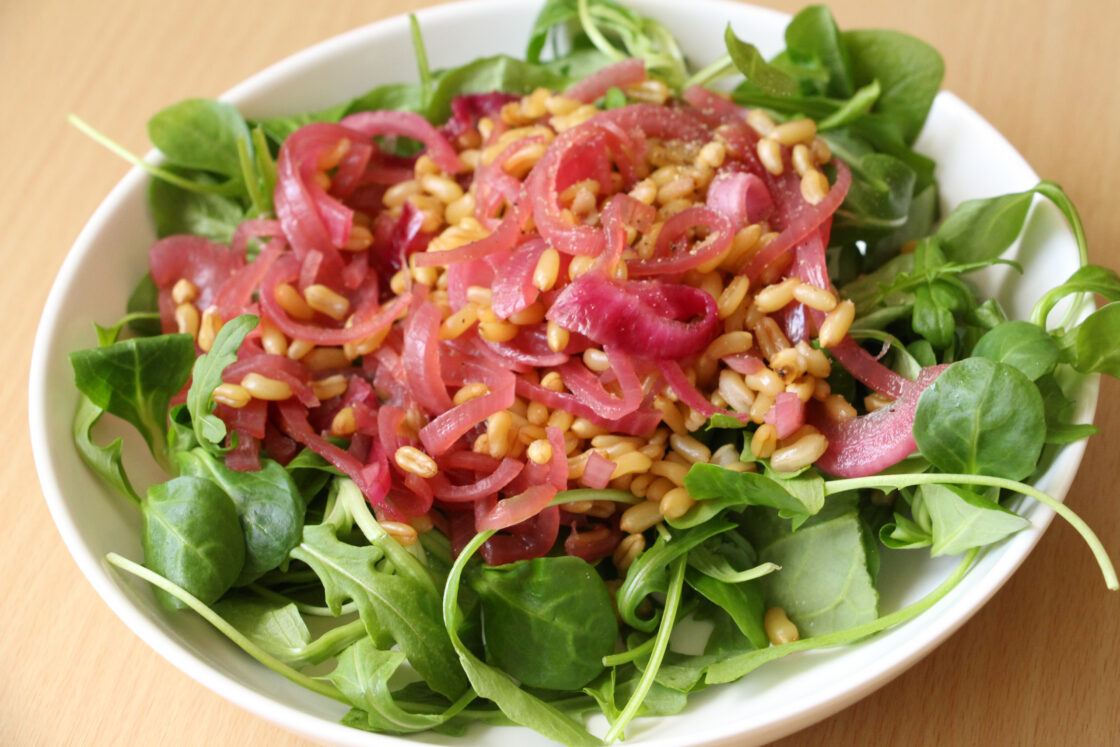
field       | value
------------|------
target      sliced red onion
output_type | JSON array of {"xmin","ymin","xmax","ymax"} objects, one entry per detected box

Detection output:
[
  {"xmin": 581, "ymin": 451, "xmax": 617, "ymax": 490},
  {"xmin": 403, "ymin": 299, "xmax": 453, "ymax": 415},
  {"xmin": 628, "ymin": 205, "xmax": 734, "ymax": 277},
  {"xmin": 340, "ymin": 110, "xmax": 463, "ymax": 174},
  {"xmin": 706, "ymin": 171, "xmax": 773, "ymax": 228},
  {"xmin": 547, "ymin": 272, "xmax": 720, "ymax": 359},
  {"xmin": 763, "ymin": 391, "xmax": 806, "ymax": 439},
  {"xmin": 811, "ymin": 365, "xmax": 947, "ymax": 477},
  {"xmin": 566, "ymin": 58, "xmax": 647, "ymax": 103}
]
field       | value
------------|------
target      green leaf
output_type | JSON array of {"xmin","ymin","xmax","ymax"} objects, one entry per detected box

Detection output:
[
  {"xmin": 1031, "ymin": 264, "xmax": 1120, "ymax": 328},
  {"xmin": 684, "ymin": 568, "xmax": 767, "ymax": 649},
  {"xmin": 291, "ymin": 523, "xmax": 468, "ymax": 700},
  {"xmin": 724, "ymin": 25, "xmax": 798, "ymax": 97},
  {"xmin": 185, "ymin": 314, "xmax": 259, "ymax": 453},
  {"xmin": 817, "ymin": 80, "xmax": 881, "ymax": 129},
  {"xmin": 1060, "ymin": 302, "xmax": 1120, "ymax": 377},
  {"xmin": 784, "ymin": 5, "xmax": 855, "ymax": 97},
  {"xmin": 69, "ymin": 333, "xmax": 196, "ymax": 472},
  {"xmin": 178, "ymin": 449, "xmax": 304, "ymax": 585},
  {"xmin": 148, "ymin": 99, "xmax": 251, "ymax": 181},
  {"xmin": 678, "ymin": 463, "xmax": 822, "ymax": 529},
  {"xmin": 920, "ymin": 483, "xmax": 1030, "ymax": 556},
  {"xmin": 327, "ymin": 639, "xmax": 474, "ymax": 734},
  {"xmin": 972, "ymin": 321, "xmax": 1059, "ymax": 381},
  {"xmin": 442, "ymin": 532, "xmax": 600, "ymax": 747},
  {"xmin": 914, "ymin": 358, "xmax": 1046, "ymax": 480},
  {"xmin": 211, "ymin": 596, "xmax": 311, "ymax": 659},
  {"xmin": 471, "ymin": 556, "xmax": 617, "ymax": 691},
  {"xmin": 840, "ymin": 28, "xmax": 943, "ymax": 144},
  {"xmin": 879, "ymin": 513, "xmax": 933, "ymax": 550},
  {"xmin": 126, "ymin": 274, "xmax": 163, "ymax": 337},
  {"xmin": 72, "ymin": 394, "xmax": 140, "ymax": 506},
  {"xmin": 935, "ymin": 189, "xmax": 1034, "ymax": 264},
  {"xmin": 149, "ymin": 174, "xmax": 245, "ymax": 243},
  {"xmin": 142, "ymin": 475, "xmax": 245, "ymax": 609},
  {"xmin": 755, "ymin": 511, "xmax": 879, "ymax": 636}
]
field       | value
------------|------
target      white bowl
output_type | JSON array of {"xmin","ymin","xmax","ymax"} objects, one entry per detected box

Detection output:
[{"xmin": 28, "ymin": 1, "xmax": 1096, "ymax": 745}]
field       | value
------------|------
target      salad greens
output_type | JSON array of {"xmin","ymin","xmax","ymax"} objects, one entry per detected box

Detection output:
[{"xmin": 70, "ymin": 2, "xmax": 1120, "ymax": 745}]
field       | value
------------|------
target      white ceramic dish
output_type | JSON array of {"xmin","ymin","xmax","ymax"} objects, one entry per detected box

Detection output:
[{"xmin": 29, "ymin": 0, "xmax": 1096, "ymax": 745}]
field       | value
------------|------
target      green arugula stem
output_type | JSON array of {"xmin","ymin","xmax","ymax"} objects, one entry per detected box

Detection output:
[
  {"xmin": 825, "ymin": 474, "xmax": 1117, "ymax": 589},
  {"xmin": 68, "ymin": 115, "xmax": 235, "ymax": 197},
  {"xmin": 106, "ymin": 553, "xmax": 349, "ymax": 704},
  {"xmin": 683, "ymin": 53, "xmax": 734, "ymax": 90},
  {"xmin": 236, "ymin": 137, "xmax": 266, "ymax": 216},
  {"xmin": 603, "ymin": 556, "xmax": 686, "ymax": 744},
  {"xmin": 577, "ymin": 0, "xmax": 626, "ymax": 61},
  {"xmin": 552, "ymin": 488, "xmax": 641, "ymax": 507},
  {"xmin": 287, "ymin": 619, "xmax": 367, "ymax": 668},
  {"xmin": 707, "ymin": 549, "xmax": 978, "ymax": 684},
  {"xmin": 602, "ymin": 636, "xmax": 655, "ymax": 668}
]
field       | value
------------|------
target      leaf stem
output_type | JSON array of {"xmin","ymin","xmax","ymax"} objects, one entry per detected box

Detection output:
[
  {"xmin": 706, "ymin": 549, "xmax": 978, "ymax": 684},
  {"xmin": 106, "ymin": 553, "xmax": 349, "ymax": 704},
  {"xmin": 683, "ymin": 54, "xmax": 734, "ymax": 90},
  {"xmin": 603, "ymin": 555, "xmax": 686, "ymax": 744},
  {"xmin": 577, "ymin": 0, "xmax": 626, "ymax": 61},
  {"xmin": 825, "ymin": 473, "xmax": 1117, "ymax": 589}
]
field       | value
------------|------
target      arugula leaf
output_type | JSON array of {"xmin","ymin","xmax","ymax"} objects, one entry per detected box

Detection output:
[
  {"xmin": 72, "ymin": 394, "xmax": 140, "ymax": 506},
  {"xmin": 679, "ymin": 463, "xmax": 823, "ymax": 529},
  {"xmin": 70, "ymin": 333, "xmax": 196, "ymax": 472},
  {"xmin": 178, "ymin": 449, "xmax": 304, "ymax": 585},
  {"xmin": 328, "ymin": 639, "xmax": 475, "ymax": 735},
  {"xmin": 142, "ymin": 475, "xmax": 245, "ymax": 609},
  {"xmin": 724, "ymin": 25, "xmax": 798, "ymax": 97},
  {"xmin": 125, "ymin": 275, "xmax": 163, "ymax": 337},
  {"xmin": 684, "ymin": 568, "xmax": 767, "ymax": 649},
  {"xmin": 879, "ymin": 513, "xmax": 933, "ymax": 550},
  {"xmin": 185, "ymin": 314, "xmax": 259, "ymax": 454},
  {"xmin": 292, "ymin": 522, "xmax": 467, "ymax": 700},
  {"xmin": 470, "ymin": 556, "xmax": 617, "ymax": 690},
  {"xmin": 914, "ymin": 358, "xmax": 1046, "ymax": 480},
  {"xmin": 919, "ymin": 484, "xmax": 1030, "ymax": 556},
  {"xmin": 1057, "ymin": 302, "xmax": 1120, "ymax": 378}
]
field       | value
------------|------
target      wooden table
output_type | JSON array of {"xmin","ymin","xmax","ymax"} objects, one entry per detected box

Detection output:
[{"xmin": 4, "ymin": 1, "xmax": 1118, "ymax": 744}]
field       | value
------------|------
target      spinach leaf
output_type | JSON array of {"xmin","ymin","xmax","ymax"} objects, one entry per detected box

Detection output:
[
  {"xmin": 178, "ymin": 449, "xmax": 304, "ymax": 585},
  {"xmin": 783, "ymin": 5, "xmax": 854, "ymax": 97},
  {"xmin": 149, "ymin": 174, "xmax": 245, "ymax": 243},
  {"xmin": 327, "ymin": 639, "xmax": 475, "ymax": 735},
  {"xmin": 443, "ymin": 532, "xmax": 600, "ymax": 747},
  {"xmin": 1058, "ymin": 302, "xmax": 1120, "ymax": 377},
  {"xmin": 919, "ymin": 483, "xmax": 1030, "ymax": 556},
  {"xmin": 72, "ymin": 394, "xmax": 140, "ymax": 506},
  {"xmin": 470, "ymin": 556, "xmax": 617, "ymax": 691},
  {"xmin": 936, "ymin": 189, "xmax": 1034, "ymax": 264},
  {"xmin": 972, "ymin": 320, "xmax": 1059, "ymax": 381},
  {"xmin": 724, "ymin": 25, "xmax": 798, "ymax": 97},
  {"xmin": 147, "ymin": 99, "xmax": 250, "ymax": 184},
  {"xmin": 679, "ymin": 463, "xmax": 822, "ymax": 529},
  {"xmin": 142, "ymin": 475, "xmax": 245, "ymax": 609},
  {"xmin": 754, "ymin": 510, "xmax": 879, "ymax": 636},
  {"xmin": 292, "ymin": 523, "xmax": 467, "ymax": 700},
  {"xmin": 185, "ymin": 314, "xmax": 259, "ymax": 454},
  {"xmin": 913, "ymin": 358, "xmax": 1046, "ymax": 480},
  {"xmin": 69, "ymin": 333, "xmax": 196, "ymax": 472},
  {"xmin": 840, "ymin": 28, "xmax": 942, "ymax": 145},
  {"xmin": 1036, "ymin": 373, "xmax": 1098, "ymax": 445},
  {"xmin": 1032, "ymin": 264, "xmax": 1120, "ymax": 328}
]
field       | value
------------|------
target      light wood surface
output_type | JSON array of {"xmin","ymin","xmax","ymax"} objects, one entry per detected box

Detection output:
[{"xmin": 4, "ymin": 1, "xmax": 1119, "ymax": 745}]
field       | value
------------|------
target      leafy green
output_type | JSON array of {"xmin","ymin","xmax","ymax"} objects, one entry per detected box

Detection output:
[
  {"xmin": 471, "ymin": 556, "xmax": 617, "ymax": 690},
  {"xmin": 70, "ymin": 333, "xmax": 196, "ymax": 472},
  {"xmin": 149, "ymin": 172, "xmax": 245, "ymax": 242},
  {"xmin": 184, "ymin": 314, "xmax": 259, "ymax": 454},
  {"xmin": 679, "ymin": 463, "xmax": 823, "ymax": 529},
  {"xmin": 972, "ymin": 321, "xmax": 1059, "ymax": 381},
  {"xmin": 211, "ymin": 596, "xmax": 311, "ymax": 660},
  {"xmin": 178, "ymin": 449, "xmax": 304, "ymax": 585},
  {"xmin": 73, "ymin": 395, "xmax": 140, "ymax": 506},
  {"xmin": 443, "ymin": 532, "xmax": 600, "ymax": 747},
  {"xmin": 724, "ymin": 25, "xmax": 798, "ymax": 96},
  {"xmin": 919, "ymin": 484, "xmax": 1030, "ymax": 556},
  {"xmin": 913, "ymin": 358, "xmax": 1046, "ymax": 480},
  {"xmin": 148, "ymin": 99, "xmax": 251, "ymax": 185},
  {"xmin": 142, "ymin": 475, "xmax": 245, "ymax": 609}
]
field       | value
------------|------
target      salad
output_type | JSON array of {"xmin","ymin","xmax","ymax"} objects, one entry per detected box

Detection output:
[{"xmin": 68, "ymin": 1, "xmax": 1119, "ymax": 744}]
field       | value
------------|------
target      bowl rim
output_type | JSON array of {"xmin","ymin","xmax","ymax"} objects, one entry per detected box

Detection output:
[{"xmin": 28, "ymin": 1, "xmax": 1099, "ymax": 745}]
